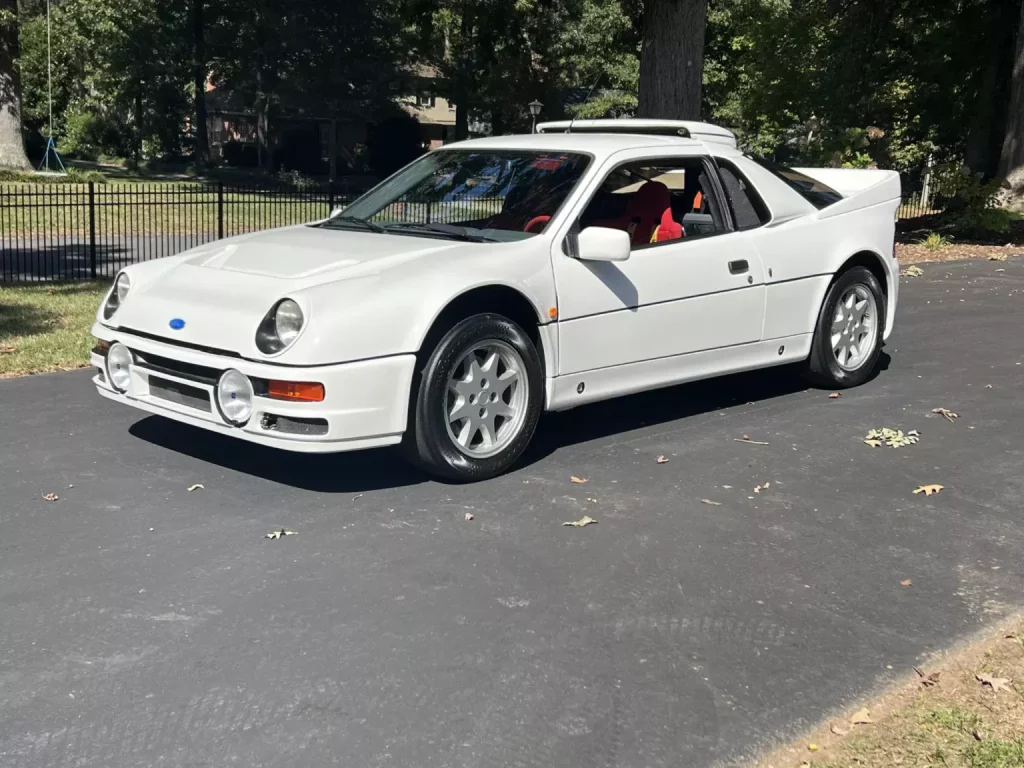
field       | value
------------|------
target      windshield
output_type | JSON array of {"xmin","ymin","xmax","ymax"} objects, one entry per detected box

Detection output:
[{"xmin": 327, "ymin": 150, "xmax": 591, "ymax": 242}]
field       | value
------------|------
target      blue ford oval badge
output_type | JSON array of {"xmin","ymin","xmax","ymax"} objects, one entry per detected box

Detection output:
[{"xmin": 169, "ymin": 318, "xmax": 186, "ymax": 331}]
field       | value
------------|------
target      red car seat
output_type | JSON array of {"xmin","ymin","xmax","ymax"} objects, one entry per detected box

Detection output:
[{"xmin": 593, "ymin": 181, "xmax": 678, "ymax": 245}]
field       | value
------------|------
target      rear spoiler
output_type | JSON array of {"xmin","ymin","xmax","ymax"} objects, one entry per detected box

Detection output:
[
  {"xmin": 536, "ymin": 119, "xmax": 738, "ymax": 148},
  {"xmin": 792, "ymin": 167, "xmax": 902, "ymax": 219}
]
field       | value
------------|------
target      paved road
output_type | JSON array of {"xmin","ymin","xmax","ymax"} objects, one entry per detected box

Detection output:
[{"xmin": 2, "ymin": 258, "xmax": 1023, "ymax": 768}]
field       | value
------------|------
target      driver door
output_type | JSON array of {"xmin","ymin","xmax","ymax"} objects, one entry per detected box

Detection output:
[{"xmin": 553, "ymin": 151, "xmax": 766, "ymax": 375}]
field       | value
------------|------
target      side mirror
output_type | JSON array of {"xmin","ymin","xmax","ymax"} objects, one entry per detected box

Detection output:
[{"xmin": 576, "ymin": 226, "xmax": 631, "ymax": 262}]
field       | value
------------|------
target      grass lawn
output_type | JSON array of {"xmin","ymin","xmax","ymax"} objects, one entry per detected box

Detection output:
[
  {"xmin": 0, "ymin": 281, "xmax": 110, "ymax": 377},
  {"xmin": 753, "ymin": 615, "xmax": 1024, "ymax": 768}
]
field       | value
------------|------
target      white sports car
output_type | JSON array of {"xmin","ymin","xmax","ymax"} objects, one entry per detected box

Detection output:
[{"xmin": 91, "ymin": 119, "xmax": 901, "ymax": 481}]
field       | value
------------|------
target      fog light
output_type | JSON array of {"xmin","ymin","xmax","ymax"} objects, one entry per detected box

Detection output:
[
  {"xmin": 216, "ymin": 369, "xmax": 254, "ymax": 426},
  {"xmin": 106, "ymin": 342, "xmax": 133, "ymax": 393}
]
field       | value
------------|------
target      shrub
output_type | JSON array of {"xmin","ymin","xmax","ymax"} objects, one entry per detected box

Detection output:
[{"xmin": 918, "ymin": 232, "xmax": 953, "ymax": 250}]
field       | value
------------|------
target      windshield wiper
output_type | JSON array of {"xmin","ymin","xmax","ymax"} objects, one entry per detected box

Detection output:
[
  {"xmin": 321, "ymin": 215, "xmax": 387, "ymax": 234},
  {"xmin": 384, "ymin": 222, "xmax": 499, "ymax": 242}
]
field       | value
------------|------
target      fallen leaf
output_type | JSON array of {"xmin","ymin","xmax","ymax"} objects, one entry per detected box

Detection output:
[
  {"xmin": 464, "ymin": 513, "xmax": 474, "ymax": 521},
  {"xmin": 701, "ymin": 499, "xmax": 722, "ymax": 506},
  {"xmin": 265, "ymin": 529, "xmax": 297, "ymax": 540},
  {"xmin": 807, "ymin": 743, "xmax": 819, "ymax": 752},
  {"xmin": 828, "ymin": 392, "xmax": 841, "ymax": 399},
  {"xmin": 988, "ymin": 253, "xmax": 1009, "ymax": 261},
  {"xmin": 901, "ymin": 265, "xmax": 924, "ymax": 277},
  {"xmin": 985, "ymin": 384, "xmax": 993, "ymax": 389},
  {"xmin": 187, "ymin": 483, "xmax": 204, "ymax": 492},
  {"xmin": 734, "ymin": 438, "xmax": 770, "ymax": 445},
  {"xmin": 0, "ymin": 345, "xmax": 16, "ymax": 354},
  {"xmin": 932, "ymin": 407, "xmax": 959, "ymax": 422},
  {"xmin": 43, "ymin": 492, "xmax": 59, "ymax": 502},
  {"xmin": 830, "ymin": 723, "xmax": 849, "ymax": 736},
  {"xmin": 976, "ymin": 673, "xmax": 1012, "ymax": 693},
  {"xmin": 973, "ymin": 729, "xmax": 984, "ymax": 741},
  {"xmin": 996, "ymin": 268, "xmax": 1006, "ymax": 272},
  {"xmin": 570, "ymin": 476, "xmax": 588, "ymax": 484},
  {"xmin": 656, "ymin": 455, "xmax": 669, "ymax": 464},
  {"xmin": 742, "ymin": 434, "xmax": 750, "ymax": 440},
  {"xmin": 865, "ymin": 427, "xmax": 919, "ymax": 448},
  {"xmin": 913, "ymin": 484, "xmax": 944, "ymax": 496},
  {"xmin": 850, "ymin": 708, "xmax": 873, "ymax": 725},
  {"xmin": 914, "ymin": 667, "xmax": 941, "ymax": 686},
  {"xmin": 563, "ymin": 515, "xmax": 598, "ymax": 528},
  {"xmin": 901, "ymin": 579, "xmax": 913, "ymax": 586}
]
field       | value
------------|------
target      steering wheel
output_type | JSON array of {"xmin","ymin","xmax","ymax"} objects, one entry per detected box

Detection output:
[{"xmin": 523, "ymin": 215, "xmax": 551, "ymax": 234}]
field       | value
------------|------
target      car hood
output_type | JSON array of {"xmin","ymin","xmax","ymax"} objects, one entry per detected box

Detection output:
[{"xmin": 104, "ymin": 226, "xmax": 493, "ymax": 361}]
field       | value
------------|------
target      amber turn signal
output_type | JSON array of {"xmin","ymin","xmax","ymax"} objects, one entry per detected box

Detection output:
[{"xmin": 266, "ymin": 380, "xmax": 325, "ymax": 402}]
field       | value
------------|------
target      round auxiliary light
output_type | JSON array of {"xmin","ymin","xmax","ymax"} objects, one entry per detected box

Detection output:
[
  {"xmin": 106, "ymin": 342, "xmax": 133, "ymax": 393},
  {"xmin": 216, "ymin": 369, "xmax": 254, "ymax": 426}
]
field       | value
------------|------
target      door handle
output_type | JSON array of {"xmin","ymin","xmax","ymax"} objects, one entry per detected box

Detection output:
[{"xmin": 728, "ymin": 259, "xmax": 749, "ymax": 274}]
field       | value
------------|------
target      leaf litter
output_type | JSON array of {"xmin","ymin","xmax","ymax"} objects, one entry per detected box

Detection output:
[
  {"xmin": 570, "ymin": 476, "xmax": 588, "ymax": 484},
  {"xmin": 864, "ymin": 427, "xmax": 920, "ymax": 448},
  {"xmin": 914, "ymin": 667, "xmax": 941, "ymax": 687},
  {"xmin": 913, "ymin": 484, "xmax": 944, "ymax": 496},
  {"xmin": 976, "ymin": 673, "xmax": 1012, "ymax": 693},
  {"xmin": 43, "ymin": 492, "xmax": 59, "ymax": 501},
  {"xmin": 187, "ymin": 483, "xmax": 204, "ymax": 492},
  {"xmin": 901, "ymin": 265, "xmax": 924, "ymax": 277},
  {"xmin": 563, "ymin": 515, "xmax": 598, "ymax": 528},
  {"xmin": 932, "ymin": 407, "xmax": 959, "ymax": 422},
  {"xmin": 656, "ymin": 455, "xmax": 669, "ymax": 464}
]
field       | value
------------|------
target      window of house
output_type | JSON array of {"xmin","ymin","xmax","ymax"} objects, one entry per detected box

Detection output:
[
  {"xmin": 417, "ymin": 93, "xmax": 436, "ymax": 108},
  {"xmin": 578, "ymin": 157, "xmax": 728, "ymax": 248},
  {"xmin": 715, "ymin": 160, "xmax": 771, "ymax": 229}
]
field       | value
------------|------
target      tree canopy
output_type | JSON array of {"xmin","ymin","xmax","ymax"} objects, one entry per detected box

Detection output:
[{"xmin": 2, "ymin": 0, "xmax": 1022, "ymax": 182}]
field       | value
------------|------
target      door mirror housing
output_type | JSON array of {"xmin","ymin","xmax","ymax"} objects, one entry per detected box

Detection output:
[{"xmin": 576, "ymin": 226, "xmax": 631, "ymax": 262}]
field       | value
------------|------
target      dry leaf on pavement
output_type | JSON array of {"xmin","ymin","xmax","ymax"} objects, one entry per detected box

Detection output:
[
  {"xmin": 570, "ymin": 476, "xmax": 588, "ymax": 484},
  {"xmin": 988, "ymin": 253, "xmax": 1009, "ymax": 261},
  {"xmin": 850, "ymin": 708, "xmax": 873, "ymax": 725},
  {"xmin": 464, "ymin": 513, "xmax": 474, "ymax": 521},
  {"xmin": 901, "ymin": 265, "xmax": 924, "ymax": 277},
  {"xmin": 829, "ymin": 722, "xmax": 849, "ymax": 736},
  {"xmin": 562, "ymin": 515, "xmax": 598, "ymax": 528},
  {"xmin": 901, "ymin": 579, "xmax": 913, "ymax": 586},
  {"xmin": 913, "ymin": 484, "xmax": 944, "ymax": 496},
  {"xmin": 828, "ymin": 392, "xmax": 841, "ymax": 399},
  {"xmin": 915, "ymin": 667, "xmax": 941, "ymax": 686},
  {"xmin": 701, "ymin": 499, "xmax": 722, "ymax": 506},
  {"xmin": 976, "ymin": 673, "xmax": 1012, "ymax": 693},
  {"xmin": 187, "ymin": 483, "xmax": 204, "ymax": 492},
  {"xmin": 43, "ymin": 492, "xmax": 59, "ymax": 501},
  {"xmin": 932, "ymin": 407, "xmax": 959, "ymax": 421},
  {"xmin": 865, "ymin": 427, "xmax": 919, "ymax": 448},
  {"xmin": 265, "ymin": 529, "xmax": 297, "ymax": 540},
  {"xmin": 656, "ymin": 455, "xmax": 669, "ymax": 464}
]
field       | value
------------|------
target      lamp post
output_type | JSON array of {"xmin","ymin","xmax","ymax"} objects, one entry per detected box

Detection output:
[{"xmin": 528, "ymin": 100, "xmax": 544, "ymax": 133}]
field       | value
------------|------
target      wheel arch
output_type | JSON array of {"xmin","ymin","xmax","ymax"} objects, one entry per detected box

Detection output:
[
  {"xmin": 829, "ymin": 249, "xmax": 890, "ymax": 331},
  {"xmin": 415, "ymin": 284, "xmax": 549, "ymax": 373}
]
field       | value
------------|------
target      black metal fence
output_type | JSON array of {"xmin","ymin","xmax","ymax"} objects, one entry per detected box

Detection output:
[{"xmin": 1, "ymin": 181, "xmax": 364, "ymax": 283}]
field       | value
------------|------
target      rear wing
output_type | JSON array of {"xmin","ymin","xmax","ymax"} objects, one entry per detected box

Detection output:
[
  {"xmin": 536, "ymin": 119, "xmax": 738, "ymax": 148},
  {"xmin": 792, "ymin": 167, "xmax": 902, "ymax": 219}
]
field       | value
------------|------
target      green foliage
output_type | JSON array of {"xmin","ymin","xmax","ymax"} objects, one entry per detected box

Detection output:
[
  {"xmin": 918, "ymin": 232, "xmax": 953, "ymax": 250},
  {"xmin": 962, "ymin": 738, "xmax": 1024, "ymax": 768},
  {"xmin": 931, "ymin": 166, "xmax": 1013, "ymax": 236}
]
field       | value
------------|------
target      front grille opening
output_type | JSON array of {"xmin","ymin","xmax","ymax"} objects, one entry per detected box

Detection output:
[
  {"xmin": 95, "ymin": 367, "xmax": 106, "ymax": 383},
  {"xmin": 260, "ymin": 413, "xmax": 329, "ymax": 436},
  {"xmin": 133, "ymin": 351, "xmax": 220, "ymax": 385},
  {"xmin": 149, "ymin": 376, "xmax": 212, "ymax": 412}
]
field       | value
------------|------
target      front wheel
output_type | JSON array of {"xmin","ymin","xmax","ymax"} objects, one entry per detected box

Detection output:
[
  {"xmin": 403, "ymin": 313, "xmax": 543, "ymax": 481},
  {"xmin": 804, "ymin": 266, "xmax": 886, "ymax": 388}
]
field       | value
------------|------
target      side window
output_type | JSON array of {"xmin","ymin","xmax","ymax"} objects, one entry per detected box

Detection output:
[
  {"xmin": 578, "ymin": 156, "xmax": 729, "ymax": 250},
  {"xmin": 715, "ymin": 161, "xmax": 771, "ymax": 230}
]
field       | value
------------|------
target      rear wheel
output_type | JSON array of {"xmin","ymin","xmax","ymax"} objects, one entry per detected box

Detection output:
[
  {"xmin": 403, "ymin": 313, "xmax": 543, "ymax": 481},
  {"xmin": 805, "ymin": 266, "xmax": 885, "ymax": 388}
]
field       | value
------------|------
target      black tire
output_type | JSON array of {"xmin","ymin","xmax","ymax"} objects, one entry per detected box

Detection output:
[
  {"xmin": 804, "ymin": 266, "xmax": 886, "ymax": 388},
  {"xmin": 402, "ymin": 313, "xmax": 543, "ymax": 482}
]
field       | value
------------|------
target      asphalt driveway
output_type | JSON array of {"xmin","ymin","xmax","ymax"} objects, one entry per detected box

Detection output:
[{"xmin": 2, "ymin": 257, "xmax": 1023, "ymax": 768}]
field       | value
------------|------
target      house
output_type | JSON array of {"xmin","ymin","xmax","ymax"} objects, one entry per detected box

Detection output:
[{"xmin": 396, "ymin": 66, "xmax": 457, "ymax": 150}]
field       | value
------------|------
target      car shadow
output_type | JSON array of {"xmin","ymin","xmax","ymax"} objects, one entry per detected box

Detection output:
[{"xmin": 127, "ymin": 353, "xmax": 890, "ymax": 492}]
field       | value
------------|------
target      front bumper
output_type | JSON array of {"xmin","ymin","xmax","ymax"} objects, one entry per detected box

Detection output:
[{"xmin": 91, "ymin": 323, "xmax": 416, "ymax": 453}]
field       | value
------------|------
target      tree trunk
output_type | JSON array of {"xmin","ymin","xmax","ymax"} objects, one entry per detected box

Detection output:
[
  {"xmin": 998, "ymin": 0, "xmax": 1024, "ymax": 193},
  {"xmin": 965, "ymin": 0, "xmax": 1017, "ymax": 178},
  {"xmin": 192, "ymin": 0, "xmax": 209, "ymax": 173},
  {"xmin": 637, "ymin": 0, "xmax": 709, "ymax": 120},
  {"xmin": 0, "ymin": 0, "xmax": 31, "ymax": 170}
]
